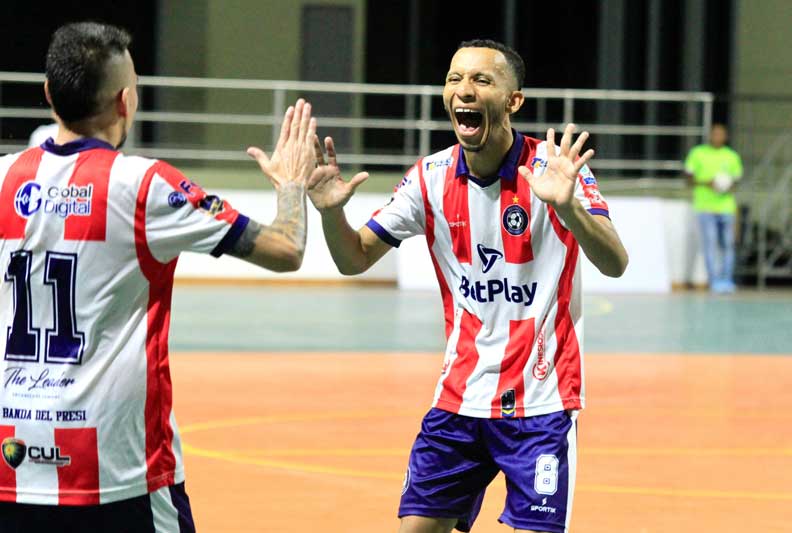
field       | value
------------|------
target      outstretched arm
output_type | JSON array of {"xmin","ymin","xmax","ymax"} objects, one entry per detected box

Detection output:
[
  {"xmin": 307, "ymin": 136, "xmax": 391, "ymax": 275},
  {"xmin": 228, "ymin": 99, "xmax": 315, "ymax": 272},
  {"xmin": 519, "ymin": 124, "xmax": 629, "ymax": 278}
]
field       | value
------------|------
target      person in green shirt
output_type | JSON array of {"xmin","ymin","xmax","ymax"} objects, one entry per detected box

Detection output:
[{"xmin": 684, "ymin": 123, "xmax": 743, "ymax": 293}]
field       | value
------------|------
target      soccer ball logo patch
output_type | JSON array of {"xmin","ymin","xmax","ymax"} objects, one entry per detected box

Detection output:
[{"xmin": 502, "ymin": 204, "xmax": 528, "ymax": 236}]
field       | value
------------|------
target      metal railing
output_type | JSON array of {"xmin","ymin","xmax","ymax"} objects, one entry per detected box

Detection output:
[
  {"xmin": 0, "ymin": 71, "xmax": 713, "ymax": 174},
  {"xmin": 737, "ymin": 131, "xmax": 792, "ymax": 287}
]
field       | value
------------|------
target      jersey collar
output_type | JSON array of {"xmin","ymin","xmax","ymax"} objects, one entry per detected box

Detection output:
[
  {"xmin": 42, "ymin": 137, "xmax": 116, "ymax": 156},
  {"xmin": 455, "ymin": 129, "xmax": 525, "ymax": 186}
]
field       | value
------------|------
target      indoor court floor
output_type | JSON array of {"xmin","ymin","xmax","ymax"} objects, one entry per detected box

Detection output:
[{"xmin": 168, "ymin": 285, "xmax": 792, "ymax": 532}]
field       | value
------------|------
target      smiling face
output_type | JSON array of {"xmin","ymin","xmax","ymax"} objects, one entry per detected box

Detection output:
[{"xmin": 443, "ymin": 47, "xmax": 522, "ymax": 152}]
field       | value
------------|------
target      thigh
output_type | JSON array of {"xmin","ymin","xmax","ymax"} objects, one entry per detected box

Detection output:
[
  {"xmin": 399, "ymin": 409, "xmax": 499, "ymax": 533},
  {"xmin": 485, "ymin": 410, "xmax": 578, "ymax": 533}
]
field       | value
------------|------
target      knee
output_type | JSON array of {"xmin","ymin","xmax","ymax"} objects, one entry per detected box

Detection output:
[{"xmin": 399, "ymin": 515, "xmax": 457, "ymax": 533}]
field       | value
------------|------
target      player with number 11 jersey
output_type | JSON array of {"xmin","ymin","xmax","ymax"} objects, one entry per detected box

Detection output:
[{"xmin": 0, "ymin": 21, "xmax": 316, "ymax": 532}]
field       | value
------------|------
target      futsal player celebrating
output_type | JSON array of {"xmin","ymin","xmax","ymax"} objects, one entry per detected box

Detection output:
[
  {"xmin": 0, "ymin": 22, "xmax": 316, "ymax": 531},
  {"xmin": 307, "ymin": 39, "xmax": 628, "ymax": 533}
]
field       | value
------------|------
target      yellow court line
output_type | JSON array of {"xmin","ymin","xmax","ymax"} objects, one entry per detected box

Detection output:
[
  {"xmin": 179, "ymin": 409, "xmax": 421, "ymax": 435},
  {"xmin": 200, "ymin": 446, "xmax": 792, "ymax": 458},
  {"xmin": 180, "ymin": 404, "xmax": 792, "ymax": 437},
  {"xmin": 182, "ymin": 443, "xmax": 401, "ymax": 480},
  {"xmin": 182, "ymin": 442, "xmax": 792, "ymax": 502}
]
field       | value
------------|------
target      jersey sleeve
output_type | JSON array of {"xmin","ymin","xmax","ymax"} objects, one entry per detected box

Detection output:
[
  {"xmin": 364, "ymin": 163, "xmax": 425, "ymax": 247},
  {"xmin": 143, "ymin": 161, "xmax": 250, "ymax": 264},
  {"xmin": 575, "ymin": 163, "xmax": 610, "ymax": 218}
]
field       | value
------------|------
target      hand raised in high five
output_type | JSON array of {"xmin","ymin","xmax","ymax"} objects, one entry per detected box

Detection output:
[
  {"xmin": 247, "ymin": 98, "xmax": 317, "ymax": 189},
  {"xmin": 307, "ymin": 136, "xmax": 369, "ymax": 212},
  {"xmin": 518, "ymin": 123, "xmax": 594, "ymax": 211}
]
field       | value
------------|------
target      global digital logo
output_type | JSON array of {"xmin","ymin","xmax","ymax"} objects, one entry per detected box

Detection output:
[
  {"xmin": 530, "ymin": 157, "xmax": 547, "ymax": 173},
  {"xmin": 13, "ymin": 181, "xmax": 42, "ymax": 218},
  {"xmin": 2, "ymin": 437, "xmax": 26, "ymax": 469},
  {"xmin": 13, "ymin": 181, "xmax": 92, "ymax": 219},
  {"xmin": 477, "ymin": 244, "xmax": 503, "ymax": 274}
]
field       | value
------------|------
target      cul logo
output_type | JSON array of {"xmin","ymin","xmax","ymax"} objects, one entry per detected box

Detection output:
[{"xmin": 477, "ymin": 244, "xmax": 503, "ymax": 274}]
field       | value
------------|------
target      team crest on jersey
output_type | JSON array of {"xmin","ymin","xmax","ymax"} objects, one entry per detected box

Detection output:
[
  {"xmin": 2, "ymin": 438, "xmax": 26, "ymax": 469},
  {"xmin": 502, "ymin": 204, "xmax": 528, "ymax": 236},
  {"xmin": 198, "ymin": 195, "xmax": 225, "ymax": 216},
  {"xmin": 13, "ymin": 181, "xmax": 92, "ymax": 219}
]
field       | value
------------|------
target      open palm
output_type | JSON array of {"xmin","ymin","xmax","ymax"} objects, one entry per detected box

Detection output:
[
  {"xmin": 307, "ymin": 136, "xmax": 369, "ymax": 212},
  {"xmin": 518, "ymin": 124, "xmax": 594, "ymax": 210}
]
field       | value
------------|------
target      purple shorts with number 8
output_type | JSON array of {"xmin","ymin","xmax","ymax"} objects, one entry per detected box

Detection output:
[{"xmin": 398, "ymin": 408, "xmax": 578, "ymax": 532}]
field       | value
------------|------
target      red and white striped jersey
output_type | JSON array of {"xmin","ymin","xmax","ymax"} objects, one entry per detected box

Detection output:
[
  {"xmin": 367, "ymin": 132, "xmax": 609, "ymax": 419},
  {"xmin": 0, "ymin": 138, "xmax": 248, "ymax": 504}
]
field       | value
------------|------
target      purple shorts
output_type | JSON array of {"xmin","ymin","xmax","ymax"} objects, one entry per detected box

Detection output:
[{"xmin": 398, "ymin": 408, "xmax": 578, "ymax": 532}]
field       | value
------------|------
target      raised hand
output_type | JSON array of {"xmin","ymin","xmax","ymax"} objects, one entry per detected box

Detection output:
[
  {"xmin": 518, "ymin": 123, "xmax": 594, "ymax": 211},
  {"xmin": 307, "ymin": 136, "xmax": 369, "ymax": 212},
  {"xmin": 247, "ymin": 98, "xmax": 317, "ymax": 189}
]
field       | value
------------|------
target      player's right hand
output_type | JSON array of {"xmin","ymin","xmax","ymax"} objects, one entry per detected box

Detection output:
[
  {"xmin": 247, "ymin": 98, "xmax": 316, "ymax": 190},
  {"xmin": 307, "ymin": 136, "xmax": 369, "ymax": 212}
]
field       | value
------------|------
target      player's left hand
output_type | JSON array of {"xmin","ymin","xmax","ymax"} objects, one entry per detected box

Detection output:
[
  {"xmin": 518, "ymin": 123, "xmax": 594, "ymax": 211},
  {"xmin": 307, "ymin": 136, "xmax": 369, "ymax": 212}
]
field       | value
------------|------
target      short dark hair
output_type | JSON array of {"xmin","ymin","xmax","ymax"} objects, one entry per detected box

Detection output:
[
  {"xmin": 46, "ymin": 22, "xmax": 132, "ymax": 123},
  {"xmin": 458, "ymin": 39, "xmax": 525, "ymax": 90}
]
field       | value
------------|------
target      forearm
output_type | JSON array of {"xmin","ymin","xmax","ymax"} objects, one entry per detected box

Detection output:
[
  {"xmin": 320, "ymin": 207, "xmax": 373, "ymax": 275},
  {"xmin": 556, "ymin": 200, "xmax": 629, "ymax": 277},
  {"xmin": 230, "ymin": 182, "xmax": 307, "ymax": 272}
]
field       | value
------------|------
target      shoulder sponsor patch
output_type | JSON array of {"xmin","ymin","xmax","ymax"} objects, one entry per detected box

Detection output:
[
  {"xmin": 530, "ymin": 157, "xmax": 547, "ymax": 174},
  {"xmin": 425, "ymin": 157, "xmax": 453, "ymax": 172}
]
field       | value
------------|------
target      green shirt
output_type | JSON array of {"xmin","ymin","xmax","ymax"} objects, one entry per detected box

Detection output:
[{"xmin": 684, "ymin": 144, "xmax": 743, "ymax": 214}]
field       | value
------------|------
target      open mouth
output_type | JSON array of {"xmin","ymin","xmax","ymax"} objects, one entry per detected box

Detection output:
[{"xmin": 454, "ymin": 108, "xmax": 483, "ymax": 136}]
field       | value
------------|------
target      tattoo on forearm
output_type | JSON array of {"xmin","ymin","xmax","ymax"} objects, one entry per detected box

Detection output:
[
  {"xmin": 229, "ymin": 220, "xmax": 262, "ymax": 257},
  {"xmin": 229, "ymin": 184, "xmax": 306, "ymax": 260},
  {"xmin": 264, "ymin": 183, "xmax": 307, "ymax": 250}
]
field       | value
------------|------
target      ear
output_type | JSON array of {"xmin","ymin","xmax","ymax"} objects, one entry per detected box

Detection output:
[
  {"xmin": 117, "ymin": 87, "xmax": 131, "ymax": 118},
  {"xmin": 44, "ymin": 79, "xmax": 53, "ymax": 106},
  {"xmin": 506, "ymin": 90, "xmax": 524, "ymax": 115}
]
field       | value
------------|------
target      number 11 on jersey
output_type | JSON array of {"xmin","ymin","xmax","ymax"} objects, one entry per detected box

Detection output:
[{"xmin": 5, "ymin": 249, "xmax": 85, "ymax": 364}]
